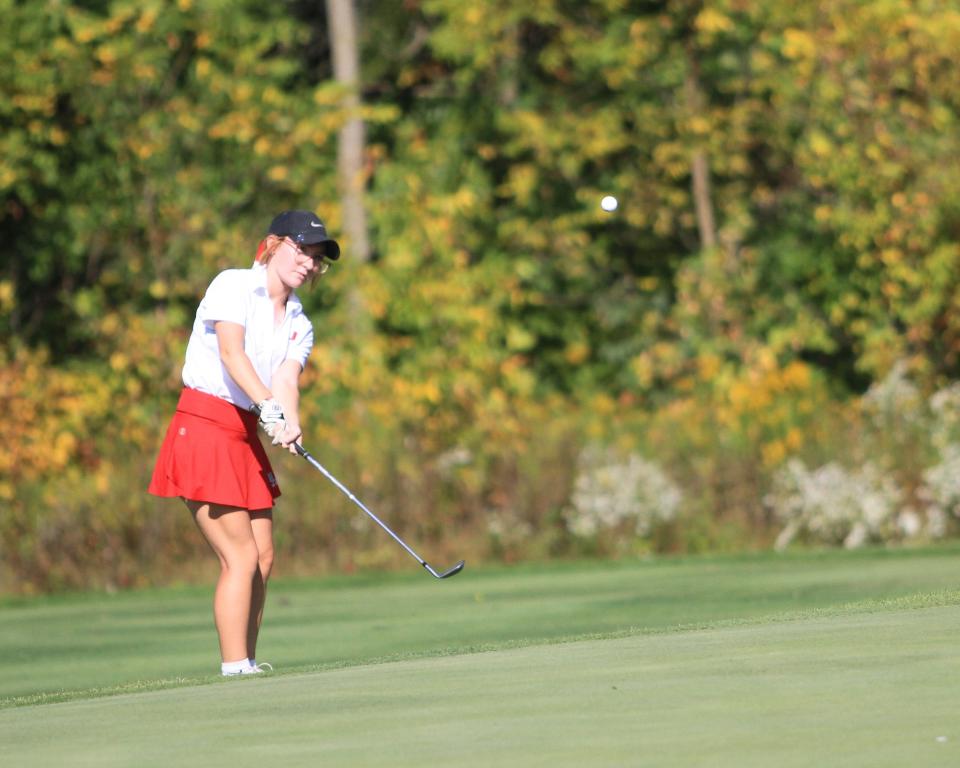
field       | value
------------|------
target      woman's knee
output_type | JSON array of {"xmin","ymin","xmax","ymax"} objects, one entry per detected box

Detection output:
[
  {"xmin": 250, "ymin": 510, "xmax": 274, "ymax": 580},
  {"xmin": 257, "ymin": 544, "xmax": 275, "ymax": 581},
  {"xmin": 222, "ymin": 541, "xmax": 261, "ymax": 577}
]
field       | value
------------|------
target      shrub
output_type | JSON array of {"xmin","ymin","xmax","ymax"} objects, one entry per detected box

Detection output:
[
  {"xmin": 766, "ymin": 459, "xmax": 915, "ymax": 550},
  {"xmin": 564, "ymin": 446, "xmax": 682, "ymax": 554}
]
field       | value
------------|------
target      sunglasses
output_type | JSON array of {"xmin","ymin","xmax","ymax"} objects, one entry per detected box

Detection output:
[{"xmin": 285, "ymin": 238, "xmax": 331, "ymax": 275}]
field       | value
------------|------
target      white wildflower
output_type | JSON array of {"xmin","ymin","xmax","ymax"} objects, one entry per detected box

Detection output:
[
  {"xmin": 486, "ymin": 510, "xmax": 532, "ymax": 540},
  {"xmin": 861, "ymin": 361, "xmax": 923, "ymax": 429},
  {"xmin": 929, "ymin": 383, "xmax": 960, "ymax": 451},
  {"xmin": 897, "ymin": 509, "xmax": 922, "ymax": 538},
  {"xmin": 766, "ymin": 459, "xmax": 905, "ymax": 550},
  {"xmin": 566, "ymin": 446, "xmax": 682, "ymax": 538},
  {"xmin": 919, "ymin": 443, "xmax": 960, "ymax": 528},
  {"xmin": 435, "ymin": 447, "xmax": 472, "ymax": 474},
  {"xmin": 926, "ymin": 507, "xmax": 949, "ymax": 538}
]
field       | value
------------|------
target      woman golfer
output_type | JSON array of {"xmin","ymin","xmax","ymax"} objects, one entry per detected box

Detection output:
[{"xmin": 149, "ymin": 210, "xmax": 339, "ymax": 676}]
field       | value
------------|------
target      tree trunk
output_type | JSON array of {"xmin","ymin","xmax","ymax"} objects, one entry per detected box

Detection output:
[
  {"xmin": 684, "ymin": 69, "xmax": 718, "ymax": 251},
  {"xmin": 326, "ymin": 0, "xmax": 370, "ymax": 263}
]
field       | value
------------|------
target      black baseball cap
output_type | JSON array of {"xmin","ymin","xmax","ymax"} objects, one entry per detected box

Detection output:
[{"xmin": 267, "ymin": 210, "xmax": 341, "ymax": 260}]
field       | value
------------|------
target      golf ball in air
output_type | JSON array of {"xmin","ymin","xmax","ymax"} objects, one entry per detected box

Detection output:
[{"xmin": 601, "ymin": 195, "xmax": 619, "ymax": 212}]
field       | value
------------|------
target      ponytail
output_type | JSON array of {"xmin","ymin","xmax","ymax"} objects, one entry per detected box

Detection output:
[{"xmin": 255, "ymin": 235, "xmax": 283, "ymax": 265}]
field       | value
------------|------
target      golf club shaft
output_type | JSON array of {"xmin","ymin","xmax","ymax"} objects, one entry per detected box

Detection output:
[
  {"xmin": 251, "ymin": 403, "xmax": 463, "ymax": 579},
  {"xmin": 292, "ymin": 443, "xmax": 433, "ymax": 572}
]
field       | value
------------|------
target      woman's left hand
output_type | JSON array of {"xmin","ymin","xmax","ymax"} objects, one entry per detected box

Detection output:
[{"xmin": 273, "ymin": 421, "xmax": 303, "ymax": 454}]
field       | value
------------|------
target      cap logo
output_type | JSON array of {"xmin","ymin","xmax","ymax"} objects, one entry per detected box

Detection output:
[{"xmin": 310, "ymin": 221, "xmax": 322, "ymax": 227}]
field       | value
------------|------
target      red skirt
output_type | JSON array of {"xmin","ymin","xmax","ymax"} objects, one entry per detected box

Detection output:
[{"xmin": 148, "ymin": 388, "xmax": 281, "ymax": 509}]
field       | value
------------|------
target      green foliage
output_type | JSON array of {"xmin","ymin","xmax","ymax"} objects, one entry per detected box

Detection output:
[
  {"xmin": 1, "ymin": 0, "xmax": 365, "ymax": 356},
  {"xmin": 3, "ymin": 0, "xmax": 960, "ymax": 591}
]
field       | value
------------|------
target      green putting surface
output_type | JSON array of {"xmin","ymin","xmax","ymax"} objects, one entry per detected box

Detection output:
[
  {"xmin": 2, "ymin": 597, "xmax": 959, "ymax": 767},
  {"xmin": 2, "ymin": 548, "xmax": 959, "ymax": 765}
]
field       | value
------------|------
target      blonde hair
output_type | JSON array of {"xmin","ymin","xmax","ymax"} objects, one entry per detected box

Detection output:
[{"xmin": 254, "ymin": 234, "xmax": 285, "ymax": 265}]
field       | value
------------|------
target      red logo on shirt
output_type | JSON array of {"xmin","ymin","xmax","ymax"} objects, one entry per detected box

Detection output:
[{"xmin": 290, "ymin": 331, "xmax": 297, "ymax": 340}]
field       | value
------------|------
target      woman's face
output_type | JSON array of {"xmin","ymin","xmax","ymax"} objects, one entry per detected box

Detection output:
[{"xmin": 271, "ymin": 237, "xmax": 326, "ymax": 289}]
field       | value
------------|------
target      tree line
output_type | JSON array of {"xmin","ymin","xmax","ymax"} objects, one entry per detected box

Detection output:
[{"xmin": 2, "ymin": 0, "xmax": 960, "ymax": 591}]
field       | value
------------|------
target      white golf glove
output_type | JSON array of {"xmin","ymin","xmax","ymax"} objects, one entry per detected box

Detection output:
[{"xmin": 256, "ymin": 398, "xmax": 287, "ymax": 442}]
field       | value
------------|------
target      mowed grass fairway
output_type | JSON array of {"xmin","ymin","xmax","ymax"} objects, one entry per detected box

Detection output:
[{"xmin": 2, "ymin": 547, "xmax": 959, "ymax": 766}]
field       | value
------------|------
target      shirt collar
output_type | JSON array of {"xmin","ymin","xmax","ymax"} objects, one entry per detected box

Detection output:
[{"xmin": 251, "ymin": 262, "xmax": 268, "ymax": 294}]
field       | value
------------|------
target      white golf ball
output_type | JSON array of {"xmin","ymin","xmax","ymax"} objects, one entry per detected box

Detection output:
[{"xmin": 600, "ymin": 195, "xmax": 619, "ymax": 212}]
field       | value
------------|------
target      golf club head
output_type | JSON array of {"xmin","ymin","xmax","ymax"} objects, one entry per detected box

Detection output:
[{"xmin": 426, "ymin": 560, "xmax": 465, "ymax": 579}]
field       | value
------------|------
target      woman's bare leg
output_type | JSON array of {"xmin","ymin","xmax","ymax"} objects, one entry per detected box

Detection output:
[
  {"xmin": 247, "ymin": 510, "xmax": 274, "ymax": 660},
  {"xmin": 187, "ymin": 500, "xmax": 260, "ymax": 663}
]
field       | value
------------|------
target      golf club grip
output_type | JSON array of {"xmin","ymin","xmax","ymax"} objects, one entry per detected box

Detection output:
[{"xmin": 249, "ymin": 402, "xmax": 307, "ymax": 455}]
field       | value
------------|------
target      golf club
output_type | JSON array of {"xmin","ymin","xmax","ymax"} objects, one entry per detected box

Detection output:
[{"xmin": 251, "ymin": 405, "xmax": 465, "ymax": 579}]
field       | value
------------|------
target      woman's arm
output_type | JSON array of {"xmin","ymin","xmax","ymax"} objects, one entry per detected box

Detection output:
[
  {"xmin": 214, "ymin": 321, "xmax": 273, "ymax": 404},
  {"xmin": 270, "ymin": 359, "xmax": 304, "ymax": 453},
  {"xmin": 214, "ymin": 321, "xmax": 304, "ymax": 453}
]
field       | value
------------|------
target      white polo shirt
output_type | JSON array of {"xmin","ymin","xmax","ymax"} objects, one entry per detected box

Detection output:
[{"xmin": 182, "ymin": 263, "xmax": 314, "ymax": 410}]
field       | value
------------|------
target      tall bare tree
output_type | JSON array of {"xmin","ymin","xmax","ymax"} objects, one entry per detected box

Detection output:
[
  {"xmin": 326, "ymin": 0, "xmax": 371, "ymax": 262},
  {"xmin": 684, "ymin": 67, "xmax": 718, "ymax": 252}
]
